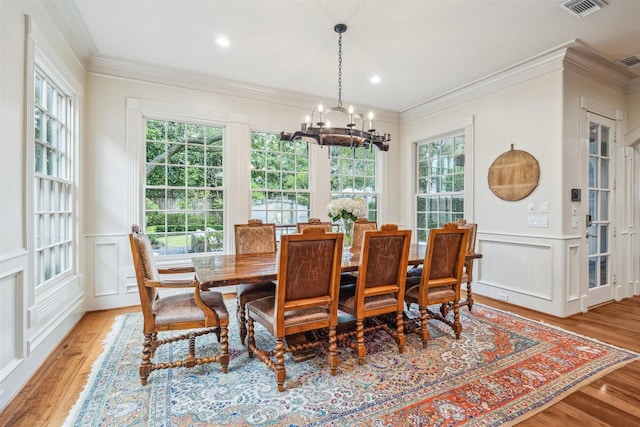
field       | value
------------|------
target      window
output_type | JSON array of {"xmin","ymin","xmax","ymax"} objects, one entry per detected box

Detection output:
[
  {"xmin": 250, "ymin": 131, "xmax": 310, "ymax": 237},
  {"xmin": 415, "ymin": 135, "xmax": 465, "ymax": 244},
  {"xmin": 144, "ymin": 119, "xmax": 224, "ymax": 254},
  {"xmin": 33, "ymin": 67, "xmax": 74, "ymax": 287},
  {"xmin": 330, "ymin": 146, "xmax": 377, "ymax": 220}
]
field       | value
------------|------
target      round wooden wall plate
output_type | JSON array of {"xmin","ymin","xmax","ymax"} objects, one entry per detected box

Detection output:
[{"xmin": 487, "ymin": 147, "xmax": 539, "ymax": 201}]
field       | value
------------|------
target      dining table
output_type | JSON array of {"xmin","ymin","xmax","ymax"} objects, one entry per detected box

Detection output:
[
  {"xmin": 192, "ymin": 243, "xmax": 481, "ymax": 361},
  {"xmin": 192, "ymin": 243, "xmax": 482, "ymax": 289}
]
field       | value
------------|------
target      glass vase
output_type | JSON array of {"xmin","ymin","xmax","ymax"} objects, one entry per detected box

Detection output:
[{"xmin": 341, "ymin": 218, "xmax": 354, "ymax": 249}]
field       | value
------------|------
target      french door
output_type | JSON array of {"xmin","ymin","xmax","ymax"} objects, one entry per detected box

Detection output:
[{"xmin": 584, "ymin": 113, "xmax": 616, "ymax": 307}]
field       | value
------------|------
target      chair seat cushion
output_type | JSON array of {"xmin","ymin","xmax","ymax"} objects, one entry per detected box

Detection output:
[
  {"xmin": 237, "ymin": 281, "xmax": 275, "ymax": 302},
  {"xmin": 153, "ymin": 291, "xmax": 228, "ymax": 325},
  {"xmin": 406, "ymin": 267, "xmax": 422, "ymax": 277},
  {"xmin": 461, "ymin": 272, "xmax": 469, "ymax": 283},
  {"xmin": 246, "ymin": 296, "xmax": 330, "ymax": 333},
  {"xmin": 405, "ymin": 283, "xmax": 456, "ymax": 304},
  {"xmin": 338, "ymin": 285, "xmax": 399, "ymax": 313}
]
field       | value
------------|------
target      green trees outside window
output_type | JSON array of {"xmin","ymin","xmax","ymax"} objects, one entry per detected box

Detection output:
[{"xmin": 145, "ymin": 119, "xmax": 224, "ymax": 254}]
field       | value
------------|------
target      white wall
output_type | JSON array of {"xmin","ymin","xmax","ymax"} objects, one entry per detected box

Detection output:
[
  {"xmin": 82, "ymin": 72, "xmax": 401, "ymax": 310},
  {"xmin": 398, "ymin": 45, "xmax": 636, "ymax": 318},
  {"xmin": 400, "ymin": 64, "xmax": 567, "ymax": 316},
  {"xmin": 0, "ymin": 0, "xmax": 85, "ymax": 411}
]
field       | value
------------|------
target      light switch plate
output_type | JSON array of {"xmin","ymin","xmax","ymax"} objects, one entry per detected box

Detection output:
[{"xmin": 540, "ymin": 202, "xmax": 549, "ymax": 214}]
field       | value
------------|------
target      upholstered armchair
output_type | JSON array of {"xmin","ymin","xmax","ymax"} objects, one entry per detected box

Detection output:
[{"xmin": 129, "ymin": 225, "xmax": 229, "ymax": 385}]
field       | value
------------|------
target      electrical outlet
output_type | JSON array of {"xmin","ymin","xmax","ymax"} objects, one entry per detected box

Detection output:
[{"xmin": 497, "ymin": 293, "xmax": 508, "ymax": 301}]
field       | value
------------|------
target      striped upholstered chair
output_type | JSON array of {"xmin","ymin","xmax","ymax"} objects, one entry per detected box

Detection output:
[{"xmin": 129, "ymin": 224, "xmax": 229, "ymax": 385}]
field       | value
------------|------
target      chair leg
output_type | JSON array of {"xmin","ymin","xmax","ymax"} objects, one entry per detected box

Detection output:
[
  {"xmin": 356, "ymin": 319, "xmax": 366, "ymax": 365},
  {"xmin": 186, "ymin": 333, "xmax": 196, "ymax": 367},
  {"xmin": 275, "ymin": 338, "xmax": 286, "ymax": 392},
  {"xmin": 150, "ymin": 331, "xmax": 158, "ymax": 357},
  {"xmin": 452, "ymin": 300, "xmax": 462, "ymax": 339},
  {"xmin": 396, "ymin": 311, "xmax": 405, "ymax": 354},
  {"xmin": 419, "ymin": 306, "xmax": 430, "ymax": 348},
  {"xmin": 219, "ymin": 325, "xmax": 229, "ymax": 373},
  {"xmin": 140, "ymin": 333, "xmax": 153, "ymax": 385},
  {"xmin": 328, "ymin": 326, "xmax": 338, "ymax": 375},
  {"xmin": 247, "ymin": 318, "xmax": 255, "ymax": 358},
  {"xmin": 237, "ymin": 296, "xmax": 248, "ymax": 344},
  {"xmin": 466, "ymin": 281, "xmax": 474, "ymax": 311}
]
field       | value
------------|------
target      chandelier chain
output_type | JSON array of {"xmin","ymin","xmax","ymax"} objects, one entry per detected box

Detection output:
[{"xmin": 337, "ymin": 31, "xmax": 343, "ymax": 108}]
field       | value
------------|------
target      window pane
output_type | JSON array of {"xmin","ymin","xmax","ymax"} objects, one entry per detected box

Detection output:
[
  {"xmin": 145, "ymin": 119, "xmax": 225, "ymax": 254},
  {"xmin": 250, "ymin": 132, "xmax": 310, "ymax": 229},
  {"xmin": 33, "ymin": 68, "xmax": 74, "ymax": 287},
  {"xmin": 415, "ymin": 134, "xmax": 465, "ymax": 243}
]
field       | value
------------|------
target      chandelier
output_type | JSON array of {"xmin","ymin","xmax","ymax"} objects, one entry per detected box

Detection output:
[{"xmin": 280, "ymin": 24, "xmax": 390, "ymax": 151}]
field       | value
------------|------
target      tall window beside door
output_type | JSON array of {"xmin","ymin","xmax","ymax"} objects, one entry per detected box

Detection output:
[
  {"xmin": 415, "ymin": 135, "xmax": 465, "ymax": 244},
  {"xmin": 33, "ymin": 68, "xmax": 74, "ymax": 287},
  {"xmin": 144, "ymin": 119, "xmax": 224, "ymax": 254},
  {"xmin": 250, "ymin": 131, "xmax": 310, "ymax": 235},
  {"xmin": 330, "ymin": 146, "xmax": 378, "ymax": 220}
]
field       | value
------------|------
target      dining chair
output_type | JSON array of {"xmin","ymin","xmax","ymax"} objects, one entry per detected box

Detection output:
[
  {"xmin": 129, "ymin": 224, "xmax": 229, "ymax": 385},
  {"xmin": 296, "ymin": 217, "xmax": 333, "ymax": 233},
  {"xmin": 351, "ymin": 217, "xmax": 378, "ymax": 249},
  {"xmin": 246, "ymin": 227, "xmax": 343, "ymax": 392},
  {"xmin": 455, "ymin": 219, "xmax": 478, "ymax": 310},
  {"xmin": 234, "ymin": 219, "xmax": 277, "ymax": 344},
  {"xmin": 337, "ymin": 224, "xmax": 411, "ymax": 364},
  {"xmin": 404, "ymin": 222, "xmax": 468, "ymax": 347}
]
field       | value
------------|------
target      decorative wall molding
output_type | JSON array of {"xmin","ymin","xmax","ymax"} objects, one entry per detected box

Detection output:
[
  {"xmin": 94, "ymin": 241, "xmax": 119, "ymax": 297},
  {"xmin": 581, "ymin": 97, "xmax": 623, "ymax": 121},
  {"xmin": 566, "ymin": 244, "xmax": 580, "ymax": 302},
  {"xmin": 0, "ymin": 267, "xmax": 25, "ymax": 382},
  {"xmin": 0, "ymin": 248, "xmax": 28, "ymax": 263},
  {"xmin": 476, "ymin": 238, "xmax": 553, "ymax": 300},
  {"xmin": 28, "ymin": 276, "xmax": 83, "ymax": 354}
]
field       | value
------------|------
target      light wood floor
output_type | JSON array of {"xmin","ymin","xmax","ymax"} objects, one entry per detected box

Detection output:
[{"xmin": 1, "ymin": 294, "xmax": 638, "ymax": 427}]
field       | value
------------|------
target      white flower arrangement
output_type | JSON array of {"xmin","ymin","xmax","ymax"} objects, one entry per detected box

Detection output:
[{"xmin": 327, "ymin": 197, "xmax": 367, "ymax": 222}]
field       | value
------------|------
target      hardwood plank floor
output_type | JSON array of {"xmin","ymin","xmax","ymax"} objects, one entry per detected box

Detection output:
[{"xmin": 0, "ymin": 295, "xmax": 638, "ymax": 427}]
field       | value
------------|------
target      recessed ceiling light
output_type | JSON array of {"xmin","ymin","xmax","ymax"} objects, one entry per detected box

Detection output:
[
  {"xmin": 216, "ymin": 36, "xmax": 230, "ymax": 47},
  {"xmin": 370, "ymin": 75, "xmax": 381, "ymax": 84}
]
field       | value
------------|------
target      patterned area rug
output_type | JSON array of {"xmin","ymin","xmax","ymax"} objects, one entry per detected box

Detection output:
[{"xmin": 64, "ymin": 302, "xmax": 638, "ymax": 426}]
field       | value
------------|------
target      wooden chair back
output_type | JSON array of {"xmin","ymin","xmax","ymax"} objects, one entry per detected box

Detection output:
[
  {"xmin": 275, "ymin": 227, "xmax": 343, "ymax": 336},
  {"xmin": 129, "ymin": 225, "xmax": 161, "ymax": 327},
  {"xmin": 296, "ymin": 217, "xmax": 333, "ymax": 233},
  {"xmin": 352, "ymin": 217, "xmax": 378, "ymax": 248},
  {"xmin": 234, "ymin": 219, "xmax": 277, "ymax": 255},
  {"xmin": 418, "ymin": 222, "xmax": 469, "ymax": 305},
  {"xmin": 454, "ymin": 219, "xmax": 477, "ymax": 254},
  {"xmin": 353, "ymin": 224, "xmax": 411, "ymax": 317}
]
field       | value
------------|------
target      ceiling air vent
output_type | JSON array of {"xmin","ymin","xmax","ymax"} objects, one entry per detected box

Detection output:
[
  {"xmin": 617, "ymin": 54, "xmax": 640, "ymax": 68},
  {"xmin": 559, "ymin": 0, "xmax": 607, "ymax": 18}
]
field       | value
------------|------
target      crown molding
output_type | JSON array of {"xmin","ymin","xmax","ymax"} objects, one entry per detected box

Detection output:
[
  {"xmin": 626, "ymin": 77, "xmax": 640, "ymax": 95},
  {"xmin": 401, "ymin": 39, "xmax": 636, "ymax": 125},
  {"xmin": 40, "ymin": 0, "xmax": 96, "ymax": 64},
  {"xmin": 87, "ymin": 55, "xmax": 399, "ymax": 125},
  {"xmin": 563, "ymin": 39, "xmax": 634, "ymax": 90}
]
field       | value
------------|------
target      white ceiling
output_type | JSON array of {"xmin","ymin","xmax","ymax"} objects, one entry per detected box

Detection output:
[{"xmin": 59, "ymin": 0, "xmax": 640, "ymax": 112}]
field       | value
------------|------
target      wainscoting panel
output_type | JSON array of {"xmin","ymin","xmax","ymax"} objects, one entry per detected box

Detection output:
[
  {"xmin": 566, "ymin": 244, "xmax": 580, "ymax": 301},
  {"xmin": 477, "ymin": 238, "xmax": 553, "ymax": 300},
  {"xmin": 0, "ymin": 266, "xmax": 25, "ymax": 382},
  {"xmin": 94, "ymin": 241, "xmax": 119, "ymax": 296}
]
